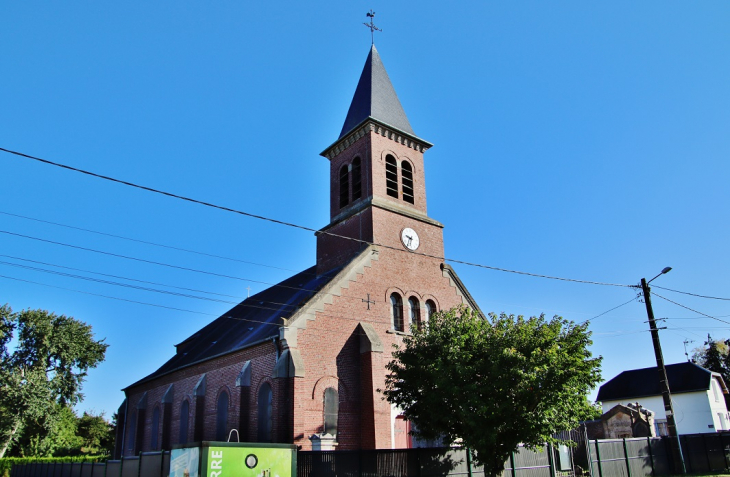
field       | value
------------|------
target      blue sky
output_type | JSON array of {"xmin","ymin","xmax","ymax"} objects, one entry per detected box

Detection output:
[{"xmin": 2, "ymin": 2, "xmax": 729, "ymax": 420}]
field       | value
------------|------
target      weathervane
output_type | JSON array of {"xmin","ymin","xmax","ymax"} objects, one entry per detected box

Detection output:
[{"xmin": 363, "ymin": 10, "xmax": 382, "ymax": 45}]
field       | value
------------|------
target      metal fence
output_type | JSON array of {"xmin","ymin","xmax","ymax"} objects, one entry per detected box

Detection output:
[
  {"xmin": 587, "ymin": 432, "xmax": 730, "ymax": 477},
  {"xmin": 296, "ymin": 444, "xmax": 571, "ymax": 477},
  {"xmin": 11, "ymin": 445, "xmax": 573, "ymax": 477}
]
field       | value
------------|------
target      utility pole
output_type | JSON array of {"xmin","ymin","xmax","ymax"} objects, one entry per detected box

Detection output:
[{"xmin": 641, "ymin": 270, "xmax": 686, "ymax": 474}]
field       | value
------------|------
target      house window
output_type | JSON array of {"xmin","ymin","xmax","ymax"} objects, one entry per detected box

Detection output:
[
  {"xmin": 425, "ymin": 300, "xmax": 436, "ymax": 321},
  {"xmin": 151, "ymin": 406, "xmax": 160, "ymax": 450},
  {"xmin": 385, "ymin": 155, "xmax": 398, "ymax": 198},
  {"xmin": 391, "ymin": 293, "xmax": 404, "ymax": 332},
  {"xmin": 352, "ymin": 157, "xmax": 362, "ymax": 201},
  {"xmin": 216, "ymin": 391, "xmax": 229, "ymax": 441},
  {"xmin": 257, "ymin": 383, "xmax": 273, "ymax": 442},
  {"xmin": 401, "ymin": 161, "xmax": 414, "ymax": 204},
  {"xmin": 339, "ymin": 164, "xmax": 350, "ymax": 208},
  {"xmin": 179, "ymin": 400, "xmax": 189, "ymax": 444},
  {"xmin": 655, "ymin": 419, "xmax": 668, "ymax": 437},
  {"xmin": 718, "ymin": 412, "xmax": 727, "ymax": 431},
  {"xmin": 323, "ymin": 387, "xmax": 338, "ymax": 437},
  {"xmin": 408, "ymin": 297, "xmax": 421, "ymax": 330}
]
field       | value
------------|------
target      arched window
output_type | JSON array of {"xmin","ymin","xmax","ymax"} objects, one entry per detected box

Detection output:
[
  {"xmin": 352, "ymin": 157, "xmax": 362, "ymax": 201},
  {"xmin": 385, "ymin": 155, "xmax": 399, "ymax": 198},
  {"xmin": 179, "ymin": 400, "xmax": 189, "ymax": 444},
  {"xmin": 257, "ymin": 383, "xmax": 273, "ymax": 442},
  {"xmin": 216, "ymin": 391, "xmax": 229, "ymax": 441},
  {"xmin": 127, "ymin": 411, "xmax": 136, "ymax": 452},
  {"xmin": 391, "ymin": 293, "xmax": 404, "ymax": 332},
  {"xmin": 151, "ymin": 407, "xmax": 160, "ymax": 450},
  {"xmin": 339, "ymin": 164, "xmax": 350, "ymax": 208},
  {"xmin": 425, "ymin": 300, "xmax": 436, "ymax": 321},
  {"xmin": 401, "ymin": 161, "xmax": 414, "ymax": 204},
  {"xmin": 408, "ymin": 297, "xmax": 421, "ymax": 331},
  {"xmin": 323, "ymin": 387, "xmax": 339, "ymax": 437}
]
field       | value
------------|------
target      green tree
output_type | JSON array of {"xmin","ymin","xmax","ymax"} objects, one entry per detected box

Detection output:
[
  {"xmin": 383, "ymin": 306, "xmax": 602, "ymax": 477},
  {"xmin": 76, "ymin": 412, "xmax": 115, "ymax": 455},
  {"xmin": 0, "ymin": 305, "xmax": 108, "ymax": 458},
  {"xmin": 692, "ymin": 334, "xmax": 730, "ymax": 408},
  {"xmin": 13, "ymin": 404, "xmax": 82, "ymax": 457}
]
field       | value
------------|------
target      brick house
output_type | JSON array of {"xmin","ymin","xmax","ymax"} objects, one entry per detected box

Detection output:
[{"xmin": 115, "ymin": 45, "xmax": 481, "ymax": 456}]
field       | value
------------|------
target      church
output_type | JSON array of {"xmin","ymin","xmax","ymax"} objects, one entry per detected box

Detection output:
[{"xmin": 116, "ymin": 44, "xmax": 482, "ymax": 456}]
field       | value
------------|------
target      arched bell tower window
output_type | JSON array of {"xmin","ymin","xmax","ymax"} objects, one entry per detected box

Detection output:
[
  {"xmin": 425, "ymin": 300, "xmax": 437, "ymax": 321},
  {"xmin": 323, "ymin": 387, "xmax": 339, "ymax": 437},
  {"xmin": 391, "ymin": 293, "xmax": 404, "ymax": 332},
  {"xmin": 385, "ymin": 155, "xmax": 399, "ymax": 198},
  {"xmin": 339, "ymin": 164, "xmax": 350, "ymax": 208},
  {"xmin": 401, "ymin": 161, "xmax": 414, "ymax": 204},
  {"xmin": 352, "ymin": 157, "xmax": 362, "ymax": 201},
  {"xmin": 408, "ymin": 297, "xmax": 421, "ymax": 330}
]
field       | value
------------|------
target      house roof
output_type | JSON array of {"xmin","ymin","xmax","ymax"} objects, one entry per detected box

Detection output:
[
  {"xmin": 339, "ymin": 45, "xmax": 415, "ymax": 139},
  {"xmin": 597, "ymin": 362, "xmax": 724, "ymax": 402},
  {"xmin": 125, "ymin": 264, "xmax": 341, "ymax": 389}
]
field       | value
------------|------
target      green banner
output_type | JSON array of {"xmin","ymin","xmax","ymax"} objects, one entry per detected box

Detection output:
[{"xmin": 206, "ymin": 446, "xmax": 294, "ymax": 477}]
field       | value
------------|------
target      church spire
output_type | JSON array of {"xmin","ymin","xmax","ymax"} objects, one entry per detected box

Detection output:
[{"xmin": 339, "ymin": 45, "xmax": 415, "ymax": 139}]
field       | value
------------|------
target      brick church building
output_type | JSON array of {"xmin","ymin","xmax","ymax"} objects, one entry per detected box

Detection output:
[{"xmin": 116, "ymin": 45, "xmax": 481, "ymax": 456}]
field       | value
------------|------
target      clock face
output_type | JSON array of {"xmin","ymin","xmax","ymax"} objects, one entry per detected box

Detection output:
[{"xmin": 401, "ymin": 227, "xmax": 420, "ymax": 251}]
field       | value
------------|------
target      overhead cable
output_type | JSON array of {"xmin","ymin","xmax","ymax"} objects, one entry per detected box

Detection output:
[{"xmin": 0, "ymin": 146, "xmax": 632, "ymax": 288}]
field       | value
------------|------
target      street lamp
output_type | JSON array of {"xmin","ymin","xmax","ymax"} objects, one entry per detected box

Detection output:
[{"xmin": 640, "ymin": 266, "xmax": 685, "ymax": 474}]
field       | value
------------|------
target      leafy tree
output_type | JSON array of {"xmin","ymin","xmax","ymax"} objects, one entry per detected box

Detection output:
[
  {"xmin": 77, "ymin": 412, "xmax": 115, "ymax": 455},
  {"xmin": 13, "ymin": 404, "xmax": 82, "ymax": 457},
  {"xmin": 383, "ymin": 306, "xmax": 602, "ymax": 477},
  {"xmin": 692, "ymin": 334, "xmax": 730, "ymax": 408},
  {"xmin": 0, "ymin": 305, "xmax": 108, "ymax": 458}
]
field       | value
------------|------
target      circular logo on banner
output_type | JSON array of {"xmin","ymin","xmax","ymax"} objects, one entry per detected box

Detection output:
[{"xmin": 245, "ymin": 454, "xmax": 258, "ymax": 469}]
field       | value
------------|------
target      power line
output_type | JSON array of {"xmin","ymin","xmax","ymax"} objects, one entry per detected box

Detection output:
[
  {"xmin": 652, "ymin": 292, "xmax": 730, "ymax": 326},
  {"xmin": 0, "ymin": 146, "xmax": 633, "ymax": 288},
  {"xmin": 0, "ymin": 210, "xmax": 302, "ymax": 275},
  {"xmin": 651, "ymin": 284, "xmax": 730, "ymax": 302},
  {"xmin": 1, "ymin": 254, "xmax": 241, "ymax": 299},
  {"xmin": 582, "ymin": 295, "xmax": 639, "ymax": 324},
  {"xmin": 0, "ymin": 229, "xmax": 316, "ymax": 294}
]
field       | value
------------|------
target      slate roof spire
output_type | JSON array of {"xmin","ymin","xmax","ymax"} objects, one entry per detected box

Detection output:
[{"xmin": 339, "ymin": 45, "xmax": 415, "ymax": 139}]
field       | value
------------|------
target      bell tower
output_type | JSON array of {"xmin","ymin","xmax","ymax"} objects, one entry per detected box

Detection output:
[{"xmin": 316, "ymin": 46, "xmax": 444, "ymax": 273}]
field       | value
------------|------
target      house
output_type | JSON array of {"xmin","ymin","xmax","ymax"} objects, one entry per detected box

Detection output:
[
  {"xmin": 597, "ymin": 362, "xmax": 730, "ymax": 436},
  {"xmin": 584, "ymin": 402, "xmax": 655, "ymax": 439},
  {"xmin": 115, "ymin": 44, "xmax": 482, "ymax": 457}
]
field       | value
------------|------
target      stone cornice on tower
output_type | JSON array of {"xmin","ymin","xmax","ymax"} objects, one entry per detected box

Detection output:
[{"xmin": 320, "ymin": 117, "xmax": 433, "ymax": 160}]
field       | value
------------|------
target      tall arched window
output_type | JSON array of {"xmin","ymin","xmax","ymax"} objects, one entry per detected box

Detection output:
[
  {"xmin": 127, "ymin": 411, "xmax": 136, "ymax": 452},
  {"xmin": 151, "ymin": 406, "xmax": 160, "ymax": 450},
  {"xmin": 385, "ymin": 155, "xmax": 398, "ymax": 198},
  {"xmin": 391, "ymin": 293, "xmax": 404, "ymax": 332},
  {"xmin": 408, "ymin": 297, "xmax": 421, "ymax": 331},
  {"xmin": 323, "ymin": 387, "xmax": 338, "ymax": 437},
  {"xmin": 339, "ymin": 164, "xmax": 350, "ymax": 208},
  {"xmin": 401, "ymin": 161, "xmax": 414, "ymax": 204},
  {"xmin": 352, "ymin": 157, "xmax": 362, "ymax": 201},
  {"xmin": 257, "ymin": 383, "xmax": 273, "ymax": 442},
  {"xmin": 216, "ymin": 391, "xmax": 229, "ymax": 441},
  {"xmin": 425, "ymin": 300, "xmax": 436, "ymax": 321},
  {"xmin": 179, "ymin": 400, "xmax": 189, "ymax": 444}
]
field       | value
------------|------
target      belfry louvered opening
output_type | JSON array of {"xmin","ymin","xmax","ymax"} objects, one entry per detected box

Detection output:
[
  {"xmin": 352, "ymin": 157, "xmax": 362, "ymax": 201},
  {"xmin": 401, "ymin": 161, "xmax": 414, "ymax": 204},
  {"xmin": 385, "ymin": 155, "xmax": 399, "ymax": 198},
  {"xmin": 339, "ymin": 164, "xmax": 350, "ymax": 208}
]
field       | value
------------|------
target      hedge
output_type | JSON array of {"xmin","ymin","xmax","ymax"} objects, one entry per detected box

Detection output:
[{"xmin": 0, "ymin": 456, "xmax": 106, "ymax": 477}]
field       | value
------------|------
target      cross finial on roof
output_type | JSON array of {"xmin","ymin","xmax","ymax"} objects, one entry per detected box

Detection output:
[{"xmin": 363, "ymin": 10, "xmax": 382, "ymax": 45}]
